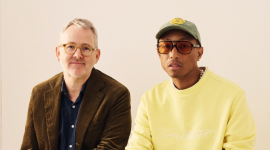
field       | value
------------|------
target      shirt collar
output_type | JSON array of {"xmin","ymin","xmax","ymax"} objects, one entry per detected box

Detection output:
[{"xmin": 61, "ymin": 76, "xmax": 88, "ymax": 94}]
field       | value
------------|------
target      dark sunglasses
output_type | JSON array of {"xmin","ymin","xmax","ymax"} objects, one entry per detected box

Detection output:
[{"xmin": 157, "ymin": 41, "xmax": 200, "ymax": 54}]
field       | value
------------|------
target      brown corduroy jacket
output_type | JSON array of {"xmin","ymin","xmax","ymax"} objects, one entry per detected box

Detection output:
[{"xmin": 21, "ymin": 68, "xmax": 132, "ymax": 150}]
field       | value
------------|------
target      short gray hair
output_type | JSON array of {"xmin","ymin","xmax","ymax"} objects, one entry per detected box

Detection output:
[{"xmin": 61, "ymin": 18, "xmax": 98, "ymax": 48}]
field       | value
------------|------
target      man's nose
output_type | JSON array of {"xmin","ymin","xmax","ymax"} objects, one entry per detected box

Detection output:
[
  {"xmin": 73, "ymin": 47, "xmax": 83, "ymax": 58},
  {"xmin": 169, "ymin": 45, "xmax": 179, "ymax": 58}
]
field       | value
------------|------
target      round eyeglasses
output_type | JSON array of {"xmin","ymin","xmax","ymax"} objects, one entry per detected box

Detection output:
[{"xmin": 59, "ymin": 43, "xmax": 96, "ymax": 56}]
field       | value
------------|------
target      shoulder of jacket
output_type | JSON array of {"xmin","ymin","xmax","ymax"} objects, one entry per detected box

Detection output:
[
  {"xmin": 95, "ymin": 69, "xmax": 129, "ymax": 92},
  {"xmin": 32, "ymin": 72, "xmax": 63, "ymax": 93}
]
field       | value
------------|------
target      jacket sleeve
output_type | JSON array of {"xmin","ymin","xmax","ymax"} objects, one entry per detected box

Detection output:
[
  {"xmin": 223, "ymin": 92, "xmax": 256, "ymax": 150},
  {"xmin": 125, "ymin": 96, "xmax": 153, "ymax": 150},
  {"xmin": 21, "ymin": 89, "xmax": 39, "ymax": 150},
  {"xmin": 93, "ymin": 87, "xmax": 132, "ymax": 150}
]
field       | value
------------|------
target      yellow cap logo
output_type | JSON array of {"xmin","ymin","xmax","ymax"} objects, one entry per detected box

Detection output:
[{"xmin": 170, "ymin": 18, "xmax": 185, "ymax": 25}]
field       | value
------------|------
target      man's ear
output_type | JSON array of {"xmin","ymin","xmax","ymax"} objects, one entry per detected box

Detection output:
[
  {"xmin": 95, "ymin": 49, "xmax": 101, "ymax": 64},
  {"xmin": 197, "ymin": 47, "xmax": 204, "ymax": 60},
  {"xmin": 55, "ymin": 47, "xmax": 60, "ymax": 62}
]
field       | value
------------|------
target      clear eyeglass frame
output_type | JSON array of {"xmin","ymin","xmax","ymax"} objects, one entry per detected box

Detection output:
[{"xmin": 59, "ymin": 43, "xmax": 97, "ymax": 56}]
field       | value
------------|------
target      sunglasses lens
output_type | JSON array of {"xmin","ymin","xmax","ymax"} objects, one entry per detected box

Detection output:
[
  {"xmin": 177, "ymin": 42, "xmax": 192, "ymax": 54},
  {"xmin": 158, "ymin": 42, "xmax": 172, "ymax": 54}
]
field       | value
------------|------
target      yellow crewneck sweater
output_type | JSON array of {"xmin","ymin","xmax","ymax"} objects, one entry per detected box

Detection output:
[{"xmin": 126, "ymin": 68, "xmax": 256, "ymax": 150}]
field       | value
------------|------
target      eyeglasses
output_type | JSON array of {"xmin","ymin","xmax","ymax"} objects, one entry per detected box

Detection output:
[
  {"xmin": 59, "ymin": 43, "xmax": 96, "ymax": 56},
  {"xmin": 157, "ymin": 41, "xmax": 200, "ymax": 54}
]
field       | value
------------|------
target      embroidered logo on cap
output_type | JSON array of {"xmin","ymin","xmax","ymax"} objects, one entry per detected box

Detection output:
[{"xmin": 170, "ymin": 18, "xmax": 185, "ymax": 25}]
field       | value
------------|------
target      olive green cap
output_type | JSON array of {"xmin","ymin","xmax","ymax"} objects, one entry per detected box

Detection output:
[{"xmin": 155, "ymin": 18, "xmax": 201, "ymax": 46}]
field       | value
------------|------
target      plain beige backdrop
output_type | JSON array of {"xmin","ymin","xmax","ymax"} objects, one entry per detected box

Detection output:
[{"xmin": 1, "ymin": 0, "xmax": 270, "ymax": 149}]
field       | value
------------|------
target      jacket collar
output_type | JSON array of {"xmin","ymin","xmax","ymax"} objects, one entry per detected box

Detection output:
[
  {"xmin": 44, "ymin": 72, "xmax": 63, "ymax": 150},
  {"xmin": 75, "ymin": 68, "xmax": 105, "ymax": 149},
  {"xmin": 43, "ymin": 68, "xmax": 105, "ymax": 150}
]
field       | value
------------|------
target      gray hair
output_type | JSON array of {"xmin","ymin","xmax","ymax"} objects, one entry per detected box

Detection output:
[{"xmin": 61, "ymin": 18, "xmax": 98, "ymax": 48}]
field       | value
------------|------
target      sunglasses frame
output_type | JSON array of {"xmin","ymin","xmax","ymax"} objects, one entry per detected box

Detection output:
[{"xmin": 157, "ymin": 41, "xmax": 201, "ymax": 54}]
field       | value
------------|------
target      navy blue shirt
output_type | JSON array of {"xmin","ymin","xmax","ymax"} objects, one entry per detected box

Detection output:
[{"xmin": 59, "ymin": 78, "xmax": 88, "ymax": 150}]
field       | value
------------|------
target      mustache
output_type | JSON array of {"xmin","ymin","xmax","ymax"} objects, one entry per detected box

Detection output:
[
  {"xmin": 70, "ymin": 58, "xmax": 84, "ymax": 63},
  {"xmin": 168, "ymin": 59, "xmax": 183, "ymax": 66}
]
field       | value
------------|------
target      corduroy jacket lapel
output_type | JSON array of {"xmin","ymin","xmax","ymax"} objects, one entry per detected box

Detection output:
[
  {"xmin": 44, "ymin": 73, "xmax": 63, "ymax": 150},
  {"xmin": 75, "ymin": 68, "xmax": 105, "ymax": 149}
]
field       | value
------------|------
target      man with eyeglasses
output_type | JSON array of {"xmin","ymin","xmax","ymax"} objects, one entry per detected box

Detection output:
[
  {"xmin": 126, "ymin": 18, "xmax": 256, "ymax": 150},
  {"xmin": 21, "ymin": 18, "xmax": 131, "ymax": 150}
]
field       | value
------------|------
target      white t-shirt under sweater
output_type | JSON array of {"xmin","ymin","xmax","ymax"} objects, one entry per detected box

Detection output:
[{"xmin": 126, "ymin": 67, "xmax": 256, "ymax": 150}]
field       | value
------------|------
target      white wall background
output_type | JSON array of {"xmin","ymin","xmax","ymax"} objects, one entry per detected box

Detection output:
[
  {"xmin": 1, "ymin": 0, "xmax": 270, "ymax": 149},
  {"xmin": 0, "ymin": 0, "xmax": 2, "ymax": 147}
]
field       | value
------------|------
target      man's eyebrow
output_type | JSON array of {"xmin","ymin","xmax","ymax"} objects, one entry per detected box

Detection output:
[
  {"xmin": 66, "ymin": 42, "xmax": 76, "ymax": 44},
  {"xmin": 81, "ymin": 43, "xmax": 92, "ymax": 46}
]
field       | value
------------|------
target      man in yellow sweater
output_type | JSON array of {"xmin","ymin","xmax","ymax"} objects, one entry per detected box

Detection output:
[{"xmin": 126, "ymin": 18, "xmax": 256, "ymax": 150}]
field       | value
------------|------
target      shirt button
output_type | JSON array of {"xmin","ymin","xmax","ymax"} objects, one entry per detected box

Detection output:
[
  {"xmin": 72, "ymin": 105, "xmax": 75, "ymax": 108},
  {"xmin": 69, "ymin": 145, "xmax": 72, "ymax": 148},
  {"xmin": 71, "ymin": 125, "xmax": 74, "ymax": 128}
]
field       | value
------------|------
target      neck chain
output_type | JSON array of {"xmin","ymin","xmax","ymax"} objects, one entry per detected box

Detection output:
[
  {"xmin": 172, "ymin": 68, "xmax": 205, "ymax": 90},
  {"xmin": 199, "ymin": 69, "xmax": 204, "ymax": 80}
]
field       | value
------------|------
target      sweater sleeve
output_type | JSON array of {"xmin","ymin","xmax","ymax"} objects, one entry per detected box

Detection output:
[
  {"xmin": 223, "ymin": 92, "xmax": 256, "ymax": 150},
  {"xmin": 126, "ymin": 97, "xmax": 153, "ymax": 150}
]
